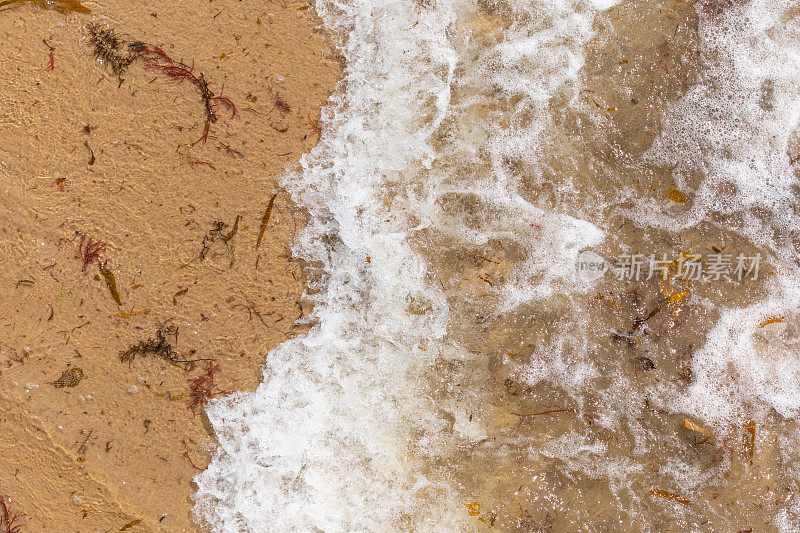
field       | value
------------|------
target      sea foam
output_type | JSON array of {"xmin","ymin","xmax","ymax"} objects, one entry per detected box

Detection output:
[{"xmin": 642, "ymin": 0, "xmax": 800, "ymax": 427}]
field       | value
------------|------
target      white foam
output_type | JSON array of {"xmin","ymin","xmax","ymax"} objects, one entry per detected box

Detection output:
[
  {"xmin": 638, "ymin": 0, "xmax": 800, "ymax": 256},
  {"xmin": 661, "ymin": 277, "xmax": 800, "ymax": 424},
  {"xmin": 588, "ymin": 0, "xmax": 623, "ymax": 9},
  {"xmin": 641, "ymin": 0, "xmax": 800, "ymax": 427}
]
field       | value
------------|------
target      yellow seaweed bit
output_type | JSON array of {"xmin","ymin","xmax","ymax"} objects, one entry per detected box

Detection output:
[
  {"xmin": 120, "ymin": 518, "xmax": 142, "ymax": 531},
  {"xmin": 98, "ymin": 261, "xmax": 122, "ymax": 306},
  {"xmin": 667, "ymin": 291, "xmax": 688, "ymax": 305},
  {"xmin": 0, "ymin": 0, "xmax": 91, "ymax": 13},
  {"xmin": 758, "ymin": 315, "xmax": 785, "ymax": 328},
  {"xmin": 658, "ymin": 279, "xmax": 679, "ymax": 299},
  {"xmin": 666, "ymin": 187, "xmax": 688, "ymax": 203},
  {"xmin": 744, "ymin": 420, "xmax": 756, "ymax": 462},
  {"xmin": 683, "ymin": 418, "xmax": 712, "ymax": 437},
  {"xmin": 465, "ymin": 501, "xmax": 480, "ymax": 516},
  {"xmin": 51, "ymin": 367, "xmax": 83, "ymax": 388},
  {"xmin": 257, "ymin": 193, "xmax": 278, "ymax": 249},
  {"xmin": 115, "ymin": 308, "xmax": 151, "ymax": 318},
  {"xmin": 650, "ymin": 489, "xmax": 690, "ymax": 505}
]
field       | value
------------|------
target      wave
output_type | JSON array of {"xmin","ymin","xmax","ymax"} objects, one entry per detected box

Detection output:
[{"xmin": 194, "ymin": 0, "xmax": 800, "ymax": 530}]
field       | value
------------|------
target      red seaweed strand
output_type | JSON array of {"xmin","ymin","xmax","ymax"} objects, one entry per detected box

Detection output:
[
  {"xmin": 0, "ymin": 495, "xmax": 24, "ymax": 533},
  {"xmin": 75, "ymin": 234, "xmax": 106, "ymax": 271},
  {"xmin": 142, "ymin": 46, "xmax": 236, "ymax": 144},
  {"xmin": 187, "ymin": 362, "xmax": 229, "ymax": 415}
]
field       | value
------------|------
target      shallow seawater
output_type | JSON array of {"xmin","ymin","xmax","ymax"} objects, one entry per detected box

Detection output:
[{"xmin": 194, "ymin": 0, "xmax": 800, "ymax": 531}]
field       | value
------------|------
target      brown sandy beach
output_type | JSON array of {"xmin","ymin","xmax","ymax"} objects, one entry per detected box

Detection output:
[{"xmin": 0, "ymin": 0, "xmax": 339, "ymax": 530}]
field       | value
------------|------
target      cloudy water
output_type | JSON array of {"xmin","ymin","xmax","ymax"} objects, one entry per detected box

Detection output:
[{"xmin": 194, "ymin": 0, "xmax": 800, "ymax": 531}]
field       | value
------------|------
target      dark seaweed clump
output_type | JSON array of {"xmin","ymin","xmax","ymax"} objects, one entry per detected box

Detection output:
[
  {"xmin": 120, "ymin": 325, "xmax": 180, "ymax": 366},
  {"xmin": 86, "ymin": 23, "xmax": 146, "ymax": 75}
]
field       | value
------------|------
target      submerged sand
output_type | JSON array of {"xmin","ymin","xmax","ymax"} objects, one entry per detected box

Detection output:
[{"xmin": 0, "ymin": 0, "xmax": 339, "ymax": 530}]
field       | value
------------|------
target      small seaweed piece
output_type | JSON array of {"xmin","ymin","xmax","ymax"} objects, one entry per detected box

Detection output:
[
  {"xmin": 199, "ymin": 217, "xmax": 238, "ymax": 265},
  {"xmin": 187, "ymin": 361, "xmax": 228, "ymax": 414},
  {"xmin": 115, "ymin": 308, "xmax": 150, "ymax": 318},
  {"xmin": 43, "ymin": 39, "xmax": 55, "ymax": 71},
  {"xmin": 121, "ymin": 327, "xmax": 212, "ymax": 369},
  {"xmin": 141, "ymin": 45, "xmax": 236, "ymax": 144},
  {"xmin": 51, "ymin": 367, "xmax": 83, "ymax": 388},
  {"xmin": 182, "ymin": 450, "xmax": 203, "ymax": 470},
  {"xmin": 86, "ymin": 23, "xmax": 145, "ymax": 75},
  {"xmin": 217, "ymin": 141, "xmax": 245, "ymax": 159},
  {"xmin": 666, "ymin": 291, "xmax": 688, "ymax": 305},
  {"xmin": 744, "ymin": 420, "xmax": 756, "ymax": 462},
  {"xmin": 256, "ymin": 193, "xmax": 277, "ymax": 249},
  {"xmin": 308, "ymin": 113, "xmax": 321, "ymax": 134},
  {"xmin": 230, "ymin": 296, "xmax": 270, "ymax": 327},
  {"xmin": 0, "ymin": 494, "xmax": 23, "ymax": 533},
  {"xmin": 0, "ymin": 0, "xmax": 90, "ymax": 13},
  {"xmin": 273, "ymin": 92, "xmax": 291, "ymax": 113},
  {"xmin": 683, "ymin": 418, "xmax": 711, "ymax": 437},
  {"xmin": 120, "ymin": 518, "xmax": 142, "ymax": 531},
  {"xmin": 77, "ymin": 429, "xmax": 92, "ymax": 455},
  {"xmin": 758, "ymin": 315, "xmax": 785, "ymax": 328},
  {"xmin": 98, "ymin": 261, "xmax": 122, "ymax": 305},
  {"xmin": 120, "ymin": 325, "xmax": 180, "ymax": 366},
  {"xmin": 85, "ymin": 27, "xmax": 236, "ymax": 143},
  {"xmin": 633, "ymin": 355, "xmax": 655, "ymax": 372},
  {"xmin": 666, "ymin": 187, "xmax": 688, "ymax": 204},
  {"xmin": 172, "ymin": 288, "xmax": 188, "ymax": 306},
  {"xmin": 178, "ymin": 147, "xmax": 216, "ymax": 170},
  {"xmin": 222, "ymin": 214, "xmax": 240, "ymax": 243},
  {"xmin": 76, "ymin": 233, "xmax": 106, "ymax": 271},
  {"xmin": 200, "ymin": 220, "xmax": 227, "ymax": 260},
  {"xmin": 649, "ymin": 489, "xmax": 690, "ymax": 505},
  {"xmin": 153, "ymin": 390, "xmax": 188, "ymax": 401},
  {"xmin": 84, "ymin": 140, "xmax": 95, "ymax": 165}
]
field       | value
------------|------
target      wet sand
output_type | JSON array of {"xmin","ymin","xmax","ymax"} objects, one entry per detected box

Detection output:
[{"xmin": 0, "ymin": 0, "xmax": 339, "ymax": 530}]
